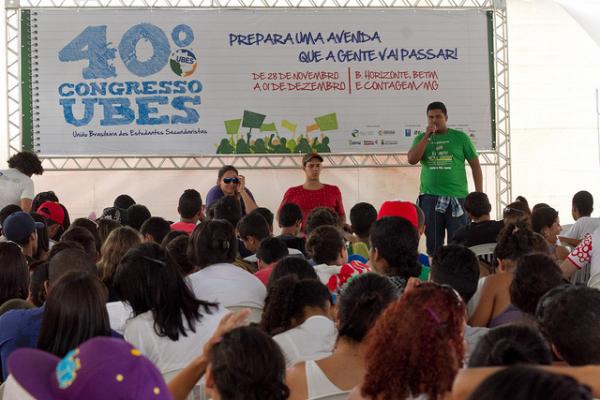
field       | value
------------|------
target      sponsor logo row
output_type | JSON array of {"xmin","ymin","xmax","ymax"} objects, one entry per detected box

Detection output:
[{"xmin": 348, "ymin": 139, "xmax": 398, "ymax": 146}]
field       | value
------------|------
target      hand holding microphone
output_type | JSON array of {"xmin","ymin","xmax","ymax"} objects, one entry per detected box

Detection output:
[{"xmin": 425, "ymin": 123, "xmax": 437, "ymax": 140}]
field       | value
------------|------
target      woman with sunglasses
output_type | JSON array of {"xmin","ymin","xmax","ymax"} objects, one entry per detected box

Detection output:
[
  {"xmin": 348, "ymin": 282, "xmax": 467, "ymax": 400},
  {"xmin": 205, "ymin": 165, "xmax": 257, "ymax": 216},
  {"xmin": 502, "ymin": 200, "xmax": 531, "ymax": 226}
]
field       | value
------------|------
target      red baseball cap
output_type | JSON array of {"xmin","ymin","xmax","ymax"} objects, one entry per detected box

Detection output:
[
  {"xmin": 37, "ymin": 201, "xmax": 65, "ymax": 226},
  {"xmin": 377, "ymin": 201, "xmax": 419, "ymax": 229}
]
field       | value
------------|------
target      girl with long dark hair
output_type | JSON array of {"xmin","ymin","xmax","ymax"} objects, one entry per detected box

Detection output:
[
  {"xmin": 114, "ymin": 242, "xmax": 222, "ymax": 377},
  {"xmin": 37, "ymin": 271, "xmax": 111, "ymax": 357}
]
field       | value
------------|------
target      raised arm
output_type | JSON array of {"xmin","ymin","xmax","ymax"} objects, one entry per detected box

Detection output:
[
  {"xmin": 168, "ymin": 310, "xmax": 250, "ymax": 400},
  {"xmin": 237, "ymin": 175, "xmax": 258, "ymax": 213},
  {"xmin": 407, "ymin": 125, "xmax": 435, "ymax": 165},
  {"xmin": 558, "ymin": 236, "xmax": 582, "ymax": 247},
  {"xmin": 559, "ymin": 233, "xmax": 592, "ymax": 280},
  {"xmin": 20, "ymin": 198, "xmax": 33, "ymax": 213}
]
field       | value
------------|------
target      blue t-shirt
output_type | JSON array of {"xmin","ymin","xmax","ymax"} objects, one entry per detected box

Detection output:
[
  {"xmin": 205, "ymin": 185, "xmax": 255, "ymax": 216},
  {"xmin": 0, "ymin": 306, "xmax": 44, "ymax": 380},
  {"xmin": 0, "ymin": 305, "xmax": 123, "ymax": 380},
  {"xmin": 419, "ymin": 253, "xmax": 430, "ymax": 267}
]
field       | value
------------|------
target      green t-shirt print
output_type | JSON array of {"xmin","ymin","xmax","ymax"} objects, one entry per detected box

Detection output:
[{"xmin": 411, "ymin": 128, "xmax": 478, "ymax": 198}]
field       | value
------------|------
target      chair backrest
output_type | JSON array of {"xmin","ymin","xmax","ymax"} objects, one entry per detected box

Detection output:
[
  {"xmin": 309, "ymin": 391, "xmax": 351, "ymax": 400},
  {"xmin": 468, "ymin": 243, "xmax": 497, "ymax": 257},
  {"xmin": 469, "ymin": 243, "xmax": 497, "ymax": 271},
  {"xmin": 226, "ymin": 305, "xmax": 263, "ymax": 324}
]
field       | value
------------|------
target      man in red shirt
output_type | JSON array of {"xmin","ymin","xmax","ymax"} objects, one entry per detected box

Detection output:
[{"xmin": 279, "ymin": 153, "xmax": 345, "ymax": 230}]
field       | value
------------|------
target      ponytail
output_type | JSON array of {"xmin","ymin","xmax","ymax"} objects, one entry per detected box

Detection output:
[
  {"xmin": 494, "ymin": 221, "xmax": 535, "ymax": 261},
  {"xmin": 188, "ymin": 220, "xmax": 237, "ymax": 268},
  {"xmin": 260, "ymin": 276, "xmax": 330, "ymax": 336},
  {"xmin": 338, "ymin": 273, "xmax": 397, "ymax": 342}
]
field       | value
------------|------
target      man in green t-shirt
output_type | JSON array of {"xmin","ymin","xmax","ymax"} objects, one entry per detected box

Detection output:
[{"xmin": 408, "ymin": 102, "xmax": 483, "ymax": 255}]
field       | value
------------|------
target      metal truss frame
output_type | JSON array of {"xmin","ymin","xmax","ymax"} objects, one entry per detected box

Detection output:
[{"xmin": 4, "ymin": 0, "xmax": 511, "ymax": 208}]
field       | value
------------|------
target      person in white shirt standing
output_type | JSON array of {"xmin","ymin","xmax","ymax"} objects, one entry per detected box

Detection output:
[{"xmin": 0, "ymin": 151, "xmax": 44, "ymax": 212}]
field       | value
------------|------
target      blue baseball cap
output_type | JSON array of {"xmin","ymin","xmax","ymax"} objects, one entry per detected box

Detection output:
[{"xmin": 2, "ymin": 211, "xmax": 44, "ymax": 243}]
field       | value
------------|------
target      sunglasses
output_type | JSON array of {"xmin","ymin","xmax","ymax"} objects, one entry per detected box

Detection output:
[
  {"xmin": 141, "ymin": 255, "xmax": 167, "ymax": 267},
  {"xmin": 503, "ymin": 207, "xmax": 524, "ymax": 215},
  {"xmin": 223, "ymin": 177, "xmax": 240, "ymax": 184}
]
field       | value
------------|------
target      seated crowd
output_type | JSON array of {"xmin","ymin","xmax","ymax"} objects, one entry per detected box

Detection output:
[{"xmin": 0, "ymin": 157, "xmax": 600, "ymax": 399}]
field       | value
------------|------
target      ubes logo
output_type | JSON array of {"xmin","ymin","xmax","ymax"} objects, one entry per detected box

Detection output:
[{"xmin": 170, "ymin": 49, "xmax": 198, "ymax": 77}]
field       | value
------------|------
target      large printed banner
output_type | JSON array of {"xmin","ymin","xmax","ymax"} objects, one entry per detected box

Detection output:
[{"xmin": 30, "ymin": 9, "xmax": 493, "ymax": 155}]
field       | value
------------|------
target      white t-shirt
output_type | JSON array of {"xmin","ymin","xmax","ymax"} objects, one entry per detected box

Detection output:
[
  {"xmin": 566, "ymin": 228, "xmax": 600, "ymax": 279},
  {"xmin": 273, "ymin": 315, "xmax": 337, "ymax": 367},
  {"xmin": 305, "ymin": 359, "xmax": 343, "ymax": 399},
  {"xmin": 467, "ymin": 276, "xmax": 487, "ymax": 317},
  {"xmin": 562, "ymin": 217, "xmax": 600, "ymax": 240},
  {"xmin": 124, "ymin": 307, "xmax": 226, "ymax": 375},
  {"xmin": 0, "ymin": 169, "xmax": 34, "ymax": 209},
  {"xmin": 106, "ymin": 301, "xmax": 133, "ymax": 335},
  {"xmin": 187, "ymin": 263, "xmax": 266, "ymax": 308},
  {"xmin": 464, "ymin": 324, "xmax": 489, "ymax": 365}
]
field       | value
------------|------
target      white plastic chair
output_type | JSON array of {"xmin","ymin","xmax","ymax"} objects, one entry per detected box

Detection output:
[
  {"xmin": 309, "ymin": 391, "xmax": 351, "ymax": 400},
  {"xmin": 469, "ymin": 243, "xmax": 497, "ymax": 269},
  {"xmin": 225, "ymin": 305, "xmax": 263, "ymax": 324},
  {"xmin": 468, "ymin": 243, "xmax": 497, "ymax": 257}
]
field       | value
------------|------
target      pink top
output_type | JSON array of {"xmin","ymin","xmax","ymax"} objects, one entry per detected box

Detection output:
[
  {"xmin": 280, "ymin": 184, "xmax": 345, "ymax": 229},
  {"xmin": 170, "ymin": 221, "xmax": 196, "ymax": 234}
]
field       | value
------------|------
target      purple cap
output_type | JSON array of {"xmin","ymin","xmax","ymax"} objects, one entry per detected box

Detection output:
[
  {"xmin": 8, "ymin": 337, "xmax": 172, "ymax": 400},
  {"xmin": 2, "ymin": 211, "xmax": 44, "ymax": 243}
]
